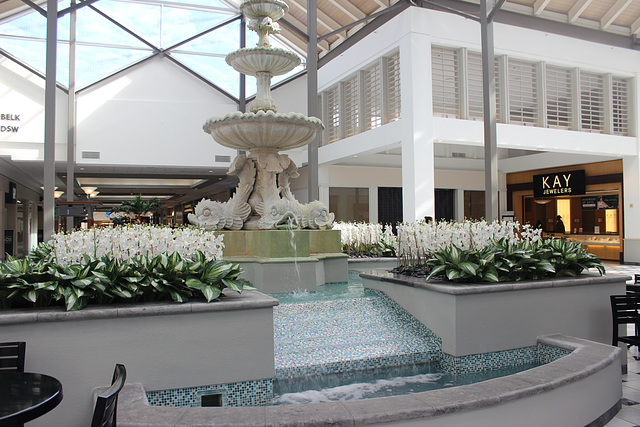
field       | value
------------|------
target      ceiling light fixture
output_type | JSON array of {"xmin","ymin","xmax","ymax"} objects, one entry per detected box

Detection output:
[{"xmin": 82, "ymin": 186, "xmax": 98, "ymax": 195}]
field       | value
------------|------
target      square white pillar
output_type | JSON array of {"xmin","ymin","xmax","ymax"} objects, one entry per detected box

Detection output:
[{"xmin": 400, "ymin": 32, "xmax": 435, "ymax": 223}]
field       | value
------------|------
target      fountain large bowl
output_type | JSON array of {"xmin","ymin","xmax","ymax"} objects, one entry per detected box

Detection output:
[
  {"xmin": 203, "ymin": 111, "xmax": 324, "ymax": 152},
  {"xmin": 226, "ymin": 47, "xmax": 300, "ymax": 77}
]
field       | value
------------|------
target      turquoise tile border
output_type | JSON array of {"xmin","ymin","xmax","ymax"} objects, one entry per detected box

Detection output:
[
  {"xmin": 146, "ymin": 378, "xmax": 273, "ymax": 407},
  {"xmin": 439, "ymin": 343, "xmax": 572, "ymax": 374},
  {"xmin": 275, "ymin": 350, "xmax": 440, "ymax": 379}
]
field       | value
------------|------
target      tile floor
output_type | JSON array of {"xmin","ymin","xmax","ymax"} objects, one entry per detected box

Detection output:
[{"xmin": 602, "ymin": 262, "xmax": 640, "ymax": 426}]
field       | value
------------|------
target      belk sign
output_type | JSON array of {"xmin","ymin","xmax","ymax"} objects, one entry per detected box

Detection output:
[
  {"xmin": 0, "ymin": 112, "xmax": 20, "ymax": 133},
  {"xmin": 533, "ymin": 170, "xmax": 586, "ymax": 198}
]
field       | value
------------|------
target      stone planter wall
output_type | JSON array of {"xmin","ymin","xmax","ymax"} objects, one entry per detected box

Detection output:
[
  {"xmin": 361, "ymin": 270, "xmax": 628, "ymax": 357},
  {"xmin": 0, "ymin": 291, "xmax": 278, "ymax": 427}
]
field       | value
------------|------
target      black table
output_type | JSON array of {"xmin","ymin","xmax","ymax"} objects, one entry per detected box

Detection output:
[{"xmin": 0, "ymin": 372, "xmax": 63, "ymax": 427}]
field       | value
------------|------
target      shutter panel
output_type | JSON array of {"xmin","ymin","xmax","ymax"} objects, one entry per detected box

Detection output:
[
  {"xmin": 386, "ymin": 52, "xmax": 401, "ymax": 122},
  {"xmin": 612, "ymin": 77, "xmax": 629, "ymax": 136},
  {"xmin": 466, "ymin": 51, "xmax": 501, "ymax": 122},
  {"xmin": 508, "ymin": 58, "xmax": 538, "ymax": 126},
  {"xmin": 580, "ymin": 71, "xmax": 605, "ymax": 133},
  {"xmin": 546, "ymin": 65, "xmax": 572, "ymax": 129},
  {"xmin": 467, "ymin": 51, "xmax": 483, "ymax": 121},
  {"xmin": 343, "ymin": 76, "xmax": 360, "ymax": 138},
  {"xmin": 432, "ymin": 46, "xmax": 460, "ymax": 118},
  {"xmin": 363, "ymin": 62, "xmax": 382, "ymax": 130},
  {"xmin": 326, "ymin": 86, "xmax": 340, "ymax": 143}
]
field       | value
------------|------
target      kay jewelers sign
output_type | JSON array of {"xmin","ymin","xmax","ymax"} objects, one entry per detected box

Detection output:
[{"xmin": 533, "ymin": 170, "xmax": 586, "ymax": 198}]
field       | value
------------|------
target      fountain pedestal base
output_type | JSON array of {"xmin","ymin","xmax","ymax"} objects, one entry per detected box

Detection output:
[{"xmin": 220, "ymin": 229, "xmax": 347, "ymax": 293}]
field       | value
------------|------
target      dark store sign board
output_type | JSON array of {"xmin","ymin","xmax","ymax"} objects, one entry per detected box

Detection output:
[{"xmin": 533, "ymin": 170, "xmax": 586, "ymax": 198}]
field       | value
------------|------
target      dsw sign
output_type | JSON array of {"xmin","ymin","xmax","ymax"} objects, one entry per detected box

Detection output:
[{"xmin": 1, "ymin": 113, "xmax": 20, "ymax": 133}]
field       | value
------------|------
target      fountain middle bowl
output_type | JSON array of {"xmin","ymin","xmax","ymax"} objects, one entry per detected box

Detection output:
[
  {"xmin": 226, "ymin": 47, "xmax": 301, "ymax": 77},
  {"xmin": 203, "ymin": 110, "xmax": 324, "ymax": 152}
]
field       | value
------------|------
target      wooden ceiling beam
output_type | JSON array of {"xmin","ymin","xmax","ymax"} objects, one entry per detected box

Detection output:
[
  {"xmin": 533, "ymin": 0, "xmax": 552, "ymax": 16},
  {"xmin": 568, "ymin": 0, "xmax": 592, "ymax": 23},
  {"xmin": 326, "ymin": 0, "xmax": 365, "ymax": 20},
  {"xmin": 632, "ymin": 15, "xmax": 640, "ymax": 34},
  {"xmin": 289, "ymin": 0, "xmax": 346, "ymax": 40},
  {"xmin": 600, "ymin": 0, "xmax": 632, "ymax": 30}
]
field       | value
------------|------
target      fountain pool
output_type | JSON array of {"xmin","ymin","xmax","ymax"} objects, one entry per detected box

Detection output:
[
  {"xmin": 145, "ymin": 271, "xmax": 571, "ymax": 409},
  {"xmin": 119, "ymin": 268, "xmax": 622, "ymax": 426}
]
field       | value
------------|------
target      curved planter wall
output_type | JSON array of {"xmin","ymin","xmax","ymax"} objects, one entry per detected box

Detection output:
[
  {"xmin": 116, "ymin": 334, "xmax": 622, "ymax": 426},
  {"xmin": 0, "ymin": 291, "xmax": 278, "ymax": 427}
]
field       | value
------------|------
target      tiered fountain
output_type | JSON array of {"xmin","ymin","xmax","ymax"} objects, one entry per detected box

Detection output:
[{"xmin": 189, "ymin": 0, "xmax": 346, "ymax": 292}]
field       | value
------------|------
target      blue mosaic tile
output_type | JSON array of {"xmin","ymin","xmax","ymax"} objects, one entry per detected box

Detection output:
[
  {"xmin": 146, "ymin": 378, "xmax": 273, "ymax": 407},
  {"xmin": 274, "ymin": 290, "xmax": 441, "ymax": 379}
]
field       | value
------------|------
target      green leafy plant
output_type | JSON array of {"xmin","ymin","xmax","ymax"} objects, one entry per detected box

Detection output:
[
  {"xmin": 426, "ymin": 245, "xmax": 501, "ymax": 283},
  {"xmin": 544, "ymin": 238, "xmax": 605, "ymax": 277},
  {"xmin": 423, "ymin": 238, "xmax": 604, "ymax": 283},
  {"xmin": 0, "ymin": 246, "xmax": 255, "ymax": 311}
]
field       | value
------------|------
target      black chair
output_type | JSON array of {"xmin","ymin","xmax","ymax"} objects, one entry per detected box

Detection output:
[
  {"xmin": 0, "ymin": 341, "xmax": 26, "ymax": 372},
  {"xmin": 627, "ymin": 284, "xmax": 640, "ymax": 295},
  {"xmin": 611, "ymin": 295, "xmax": 640, "ymax": 358},
  {"xmin": 91, "ymin": 364, "xmax": 127, "ymax": 427}
]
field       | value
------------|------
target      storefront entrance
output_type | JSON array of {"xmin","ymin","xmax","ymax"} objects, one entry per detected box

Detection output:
[{"xmin": 508, "ymin": 160, "xmax": 622, "ymax": 261}]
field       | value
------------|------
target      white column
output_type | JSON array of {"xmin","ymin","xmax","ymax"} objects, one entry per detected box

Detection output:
[
  {"xmin": 499, "ymin": 172, "xmax": 508, "ymax": 217},
  {"xmin": 400, "ymin": 32, "xmax": 435, "ymax": 223},
  {"xmin": 623, "ymin": 73, "xmax": 640, "ymax": 263},
  {"xmin": 369, "ymin": 186, "xmax": 378, "ymax": 224},
  {"xmin": 318, "ymin": 164, "xmax": 330, "ymax": 207},
  {"xmin": 456, "ymin": 189, "xmax": 465, "ymax": 221}
]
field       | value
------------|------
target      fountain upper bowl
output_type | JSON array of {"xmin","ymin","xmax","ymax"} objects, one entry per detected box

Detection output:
[
  {"xmin": 240, "ymin": 0, "xmax": 288, "ymax": 20},
  {"xmin": 226, "ymin": 47, "xmax": 300, "ymax": 77},
  {"xmin": 203, "ymin": 110, "xmax": 324, "ymax": 152}
]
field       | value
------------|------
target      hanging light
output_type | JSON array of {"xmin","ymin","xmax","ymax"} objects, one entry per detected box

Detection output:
[
  {"xmin": 81, "ymin": 186, "xmax": 97, "ymax": 195},
  {"xmin": 534, "ymin": 199, "xmax": 552, "ymax": 205}
]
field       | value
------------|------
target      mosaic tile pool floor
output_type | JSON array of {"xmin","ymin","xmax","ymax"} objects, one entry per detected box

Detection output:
[{"xmin": 273, "ymin": 287, "xmax": 441, "ymax": 379}]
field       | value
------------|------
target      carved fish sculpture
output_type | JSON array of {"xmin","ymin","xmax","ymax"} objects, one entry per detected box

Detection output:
[{"xmin": 188, "ymin": 155, "xmax": 255, "ymax": 230}]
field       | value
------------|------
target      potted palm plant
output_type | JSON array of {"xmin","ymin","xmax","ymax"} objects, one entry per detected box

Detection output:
[{"xmin": 114, "ymin": 194, "xmax": 162, "ymax": 224}]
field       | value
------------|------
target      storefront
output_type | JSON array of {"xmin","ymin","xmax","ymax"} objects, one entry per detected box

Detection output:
[{"xmin": 507, "ymin": 160, "xmax": 623, "ymax": 261}]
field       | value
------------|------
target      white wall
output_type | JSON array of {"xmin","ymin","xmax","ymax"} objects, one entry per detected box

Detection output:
[
  {"xmin": 272, "ymin": 74, "xmax": 308, "ymax": 116},
  {"xmin": 76, "ymin": 57, "xmax": 238, "ymax": 168},
  {"xmin": 0, "ymin": 58, "xmax": 69, "ymax": 161}
]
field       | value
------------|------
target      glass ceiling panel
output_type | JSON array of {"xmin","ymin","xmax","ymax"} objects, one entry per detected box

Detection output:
[
  {"xmin": 75, "ymin": 45, "xmax": 152, "ymax": 88},
  {"xmin": 92, "ymin": 0, "xmax": 162, "ymax": 47},
  {"xmin": 165, "ymin": 0, "xmax": 232, "ymax": 8},
  {"xmin": 171, "ymin": 53, "xmax": 239, "ymax": 98},
  {"xmin": 76, "ymin": 6, "xmax": 150, "ymax": 48},
  {"xmin": 0, "ymin": 9, "xmax": 47, "ymax": 39},
  {"xmin": 161, "ymin": 7, "xmax": 232, "ymax": 48},
  {"xmin": 176, "ymin": 20, "xmax": 239, "ymax": 55},
  {"xmin": 0, "ymin": 37, "xmax": 70, "ymax": 84}
]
